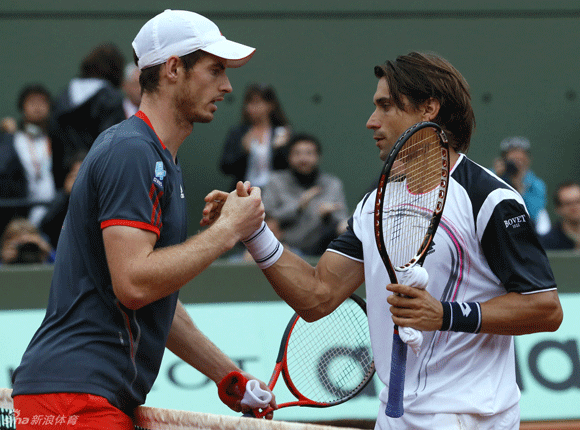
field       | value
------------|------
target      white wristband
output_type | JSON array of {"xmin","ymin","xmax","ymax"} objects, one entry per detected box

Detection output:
[{"xmin": 242, "ymin": 221, "xmax": 284, "ymax": 269}]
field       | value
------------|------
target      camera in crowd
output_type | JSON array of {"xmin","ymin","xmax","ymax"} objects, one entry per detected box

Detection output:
[
  {"xmin": 14, "ymin": 241, "xmax": 44, "ymax": 264},
  {"xmin": 504, "ymin": 160, "xmax": 520, "ymax": 178}
]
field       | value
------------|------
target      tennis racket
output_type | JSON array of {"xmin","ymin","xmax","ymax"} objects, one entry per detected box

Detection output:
[
  {"xmin": 245, "ymin": 294, "xmax": 375, "ymax": 418},
  {"xmin": 374, "ymin": 121, "xmax": 449, "ymax": 418}
]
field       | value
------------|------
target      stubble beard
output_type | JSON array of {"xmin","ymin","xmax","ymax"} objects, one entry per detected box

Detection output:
[{"xmin": 173, "ymin": 84, "xmax": 213, "ymax": 127}]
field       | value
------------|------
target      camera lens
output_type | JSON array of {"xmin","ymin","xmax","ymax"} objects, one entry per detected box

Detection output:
[
  {"xmin": 14, "ymin": 242, "xmax": 43, "ymax": 264},
  {"xmin": 505, "ymin": 160, "xmax": 519, "ymax": 176}
]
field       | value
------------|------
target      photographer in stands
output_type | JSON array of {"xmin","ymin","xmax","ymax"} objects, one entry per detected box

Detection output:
[
  {"xmin": 0, "ymin": 217, "xmax": 55, "ymax": 264},
  {"xmin": 493, "ymin": 136, "xmax": 550, "ymax": 235}
]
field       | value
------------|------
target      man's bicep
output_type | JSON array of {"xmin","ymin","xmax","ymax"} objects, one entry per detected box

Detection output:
[
  {"xmin": 317, "ymin": 214, "xmax": 366, "ymax": 304},
  {"xmin": 317, "ymin": 250, "xmax": 365, "ymax": 299},
  {"xmin": 285, "ymin": 250, "xmax": 364, "ymax": 322},
  {"xmin": 102, "ymin": 224, "xmax": 157, "ymax": 306}
]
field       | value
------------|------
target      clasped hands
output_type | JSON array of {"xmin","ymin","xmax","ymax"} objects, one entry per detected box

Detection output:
[{"xmin": 199, "ymin": 181, "xmax": 265, "ymax": 241}]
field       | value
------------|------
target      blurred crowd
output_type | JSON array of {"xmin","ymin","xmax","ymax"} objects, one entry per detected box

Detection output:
[
  {"xmin": 491, "ymin": 136, "xmax": 580, "ymax": 251},
  {"xmin": 1, "ymin": 43, "xmax": 578, "ymax": 265},
  {"xmin": 0, "ymin": 43, "xmax": 350, "ymax": 265}
]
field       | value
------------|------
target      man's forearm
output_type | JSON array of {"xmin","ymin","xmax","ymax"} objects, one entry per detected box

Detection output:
[
  {"xmin": 263, "ymin": 249, "xmax": 321, "ymax": 311},
  {"xmin": 167, "ymin": 301, "xmax": 239, "ymax": 383},
  {"xmin": 262, "ymin": 249, "xmax": 364, "ymax": 322}
]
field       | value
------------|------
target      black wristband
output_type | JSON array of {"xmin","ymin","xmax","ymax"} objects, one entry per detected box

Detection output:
[
  {"xmin": 440, "ymin": 301, "xmax": 482, "ymax": 333},
  {"xmin": 441, "ymin": 301, "xmax": 452, "ymax": 331}
]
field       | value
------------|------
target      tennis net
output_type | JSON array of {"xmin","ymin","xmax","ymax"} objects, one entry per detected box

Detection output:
[{"xmin": 1, "ymin": 388, "xmax": 364, "ymax": 430}]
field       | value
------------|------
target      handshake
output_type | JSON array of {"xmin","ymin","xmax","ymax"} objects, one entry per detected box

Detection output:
[
  {"xmin": 199, "ymin": 181, "xmax": 284, "ymax": 270},
  {"xmin": 199, "ymin": 181, "xmax": 264, "ymax": 237}
]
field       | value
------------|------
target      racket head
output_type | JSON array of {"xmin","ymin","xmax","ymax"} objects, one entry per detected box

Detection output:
[
  {"xmin": 374, "ymin": 121, "xmax": 450, "ymax": 280},
  {"xmin": 276, "ymin": 294, "xmax": 375, "ymax": 409}
]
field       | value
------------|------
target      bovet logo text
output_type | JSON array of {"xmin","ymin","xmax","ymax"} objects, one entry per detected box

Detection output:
[{"xmin": 504, "ymin": 214, "xmax": 527, "ymax": 229}]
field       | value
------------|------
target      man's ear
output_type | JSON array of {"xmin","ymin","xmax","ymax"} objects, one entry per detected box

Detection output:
[
  {"xmin": 421, "ymin": 98, "xmax": 441, "ymax": 122},
  {"xmin": 163, "ymin": 56, "xmax": 180, "ymax": 81}
]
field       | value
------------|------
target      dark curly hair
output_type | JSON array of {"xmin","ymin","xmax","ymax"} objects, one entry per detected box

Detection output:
[{"xmin": 374, "ymin": 52, "xmax": 475, "ymax": 154}]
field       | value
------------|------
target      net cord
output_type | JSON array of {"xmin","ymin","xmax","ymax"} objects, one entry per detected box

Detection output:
[{"xmin": 1, "ymin": 388, "xmax": 363, "ymax": 430}]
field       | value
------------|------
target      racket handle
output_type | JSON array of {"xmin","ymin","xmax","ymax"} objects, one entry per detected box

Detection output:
[
  {"xmin": 385, "ymin": 329, "xmax": 407, "ymax": 418},
  {"xmin": 242, "ymin": 408, "xmax": 271, "ymax": 419}
]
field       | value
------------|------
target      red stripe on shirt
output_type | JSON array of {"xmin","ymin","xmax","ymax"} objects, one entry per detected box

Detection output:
[
  {"xmin": 149, "ymin": 185, "xmax": 164, "ymax": 229},
  {"xmin": 149, "ymin": 183, "xmax": 156, "ymax": 200},
  {"xmin": 135, "ymin": 110, "xmax": 166, "ymax": 150},
  {"xmin": 151, "ymin": 193, "xmax": 162, "ymax": 227},
  {"xmin": 101, "ymin": 219, "xmax": 160, "ymax": 238},
  {"xmin": 149, "ymin": 183, "xmax": 158, "ymax": 226},
  {"xmin": 155, "ymin": 203, "xmax": 162, "ymax": 227}
]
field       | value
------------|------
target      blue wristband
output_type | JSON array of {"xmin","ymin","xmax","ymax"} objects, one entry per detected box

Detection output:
[{"xmin": 440, "ymin": 302, "xmax": 482, "ymax": 333}]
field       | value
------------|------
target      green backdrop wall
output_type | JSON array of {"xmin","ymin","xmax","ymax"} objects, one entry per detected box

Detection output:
[
  {"xmin": 1, "ymin": 251, "xmax": 578, "ymax": 310},
  {"xmin": 1, "ymin": 1, "xmax": 580, "ymax": 234}
]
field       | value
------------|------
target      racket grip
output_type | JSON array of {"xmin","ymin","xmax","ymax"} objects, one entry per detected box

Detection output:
[
  {"xmin": 243, "ymin": 409, "xmax": 271, "ymax": 419},
  {"xmin": 385, "ymin": 329, "xmax": 407, "ymax": 418}
]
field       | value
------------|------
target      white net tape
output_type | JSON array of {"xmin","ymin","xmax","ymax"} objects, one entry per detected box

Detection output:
[{"xmin": 1, "ymin": 389, "xmax": 363, "ymax": 430}]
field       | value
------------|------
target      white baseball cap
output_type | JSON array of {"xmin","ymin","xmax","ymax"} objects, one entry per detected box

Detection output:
[{"xmin": 132, "ymin": 9, "xmax": 255, "ymax": 70}]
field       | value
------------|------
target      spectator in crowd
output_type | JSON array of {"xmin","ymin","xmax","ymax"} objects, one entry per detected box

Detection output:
[
  {"xmin": 262, "ymin": 133, "xmax": 348, "ymax": 256},
  {"xmin": 1, "ymin": 217, "xmax": 55, "ymax": 264},
  {"xmin": 493, "ymin": 136, "xmax": 550, "ymax": 234},
  {"xmin": 0, "ymin": 84, "xmax": 56, "ymax": 231},
  {"xmin": 122, "ymin": 64, "xmax": 141, "ymax": 118},
  {"xmin": 39, "ymin": 151, "xmax": 86, "ymax": 248},
  {"xmin": 49, "ymin": 42, "xmax": 126, "ymax": 188},
  {"xmin": 540, "ymin": 181, "xmax": 580, "ymax": 251},
  {"xmin": 219, "ymin": 83, "xmax": 291, "ymax": 190},
  {"xmin": 0, "ymin": 116, "xmax": 17, "ymax": 134},
  {"xmin": 14, "ymin": 84, "xmax": 56, "ymax": 226}
]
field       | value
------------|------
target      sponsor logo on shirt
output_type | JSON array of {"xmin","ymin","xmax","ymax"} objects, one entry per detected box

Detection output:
[
  {"xmin": 154, "ymin": 161, "xmax": 166, "ymax": 188},
  {"xmin": 180, "ymin": 185, "xmax": 185, "ymax": 198},
  {"xmin": 504, "ymin": 214, "xmax": 527, "ymax": 229}
]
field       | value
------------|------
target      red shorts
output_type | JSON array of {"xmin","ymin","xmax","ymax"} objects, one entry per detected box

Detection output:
[{"xmin": 12, "ymin": 393, "xmax": 134, "ymax": 429}]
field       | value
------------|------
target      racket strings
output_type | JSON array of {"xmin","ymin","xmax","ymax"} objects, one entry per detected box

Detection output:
[
  {"xmin": 285, "ymin": 299, "xmax": 374, "ymax": 404},
  {"xmin": 383, "ymin": 128, "xmax": 444, "ymax": 268}
]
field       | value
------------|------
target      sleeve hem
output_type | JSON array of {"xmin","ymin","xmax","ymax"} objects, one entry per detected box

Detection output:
[
  {"xmin": 520, "ymin": 287, "xmax": 558, "ymax": 295},
  {"xmin": 101, "ymin": 219, "xmax": 160, "ymax": 238},
  {"xmin": 326, "ymin": 248, "xmax": 364, "ymax": 263}
]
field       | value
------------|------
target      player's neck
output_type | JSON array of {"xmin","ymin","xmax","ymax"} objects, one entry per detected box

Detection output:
[
  {"xmin": 449, "ymin": 148, "xmax": 460, "ymax": 169},
  {"xmin": 139, "ymin": 96, "xmax": 191, "ymax": 161}
]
